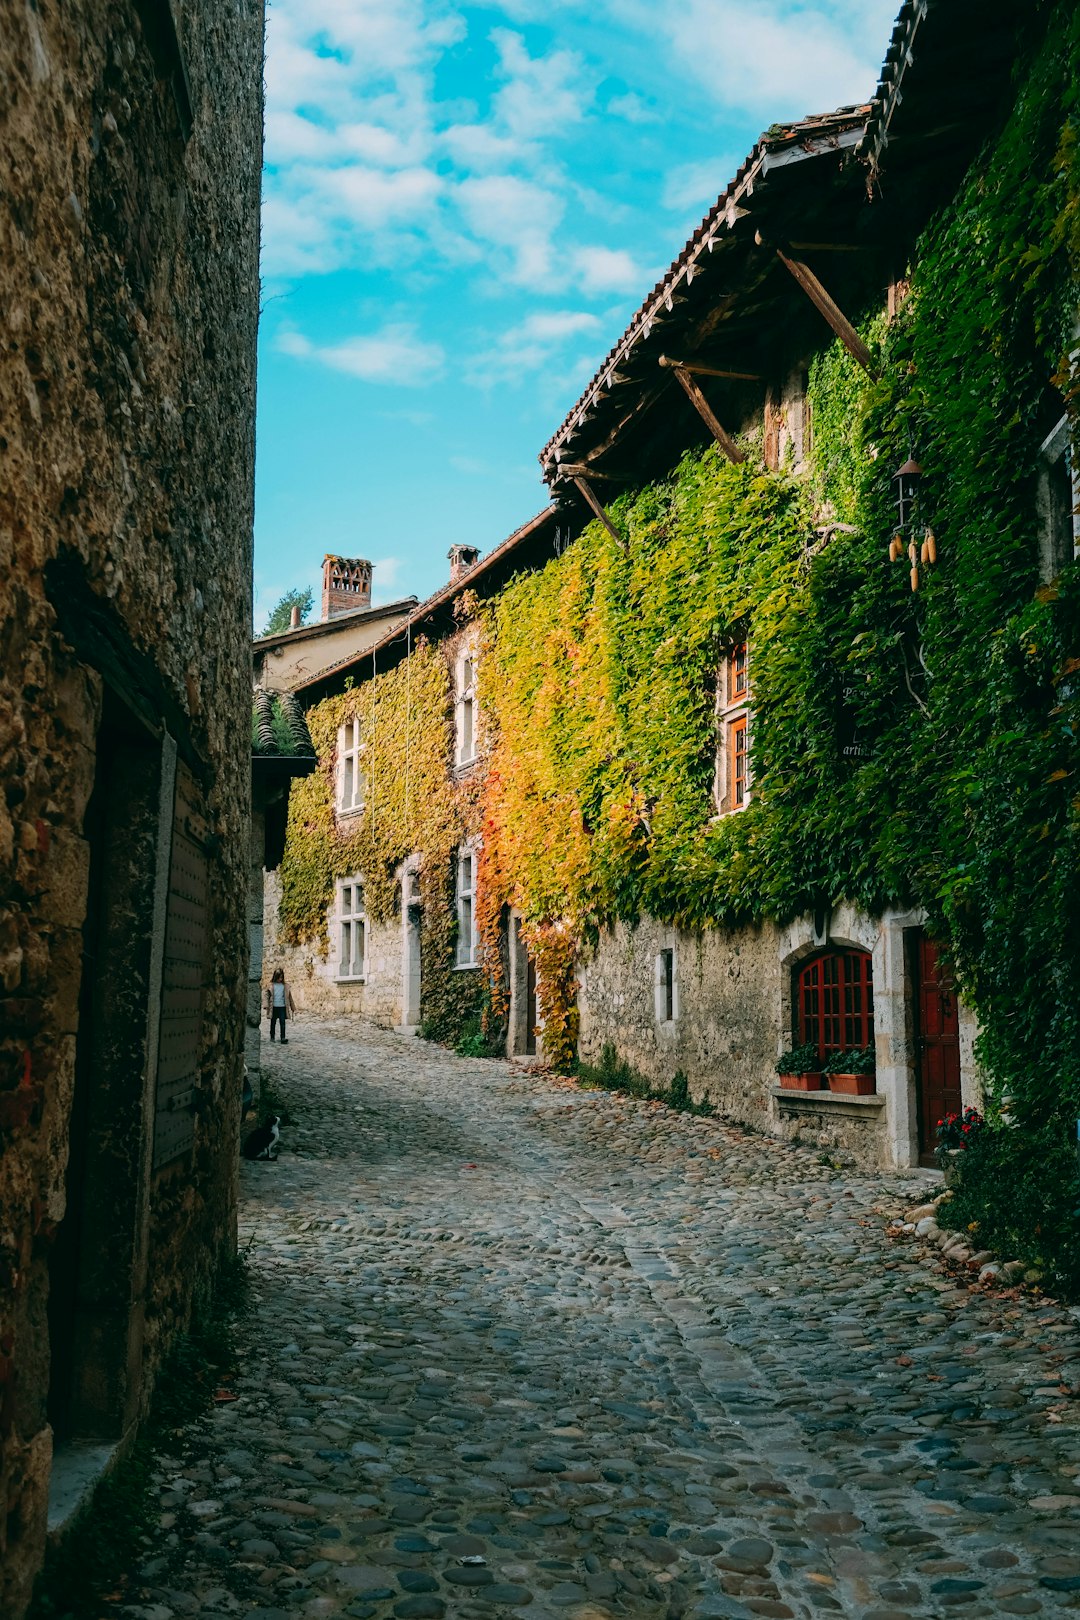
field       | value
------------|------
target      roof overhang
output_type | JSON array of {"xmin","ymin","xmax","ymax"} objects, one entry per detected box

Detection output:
[
  {"xmin": 858, "ymin": 0, "xmax": 1022, "ymax": 189},
  {"xmin": 538, "ymin": 0, "xmax": 1029, "ymax": 500},
  {"xmin": 295, "ymin": 507, "xmax": 569, "ymax": 704},
  {"xmin": 539, "ymin": 109, "xmax": 874, "ymax": 496}
]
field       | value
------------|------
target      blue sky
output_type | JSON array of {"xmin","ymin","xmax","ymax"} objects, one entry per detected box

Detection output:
[{"xmin": 254, "ymin": 0, "xmax": 898, "ymax": 627}]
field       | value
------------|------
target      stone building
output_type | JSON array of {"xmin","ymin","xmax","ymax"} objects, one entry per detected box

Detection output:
[
  {"xmin": 269, "ymin": 0, "xmax": 1074, "ymax": 1174},
  {"xmin": 250, "ymin": 690, "xmax": 316, "ymax": 1097},
  {"xmin": 252, "ymin": 555, "xmax": 416, "ymax": 692},
  {"xmin": 263, "ymin": 514, "xmax": 564, "ymax": 1036},
  {"xmin": 0, "ymin": 3, "xmax": 262, "ymax": 1613}
]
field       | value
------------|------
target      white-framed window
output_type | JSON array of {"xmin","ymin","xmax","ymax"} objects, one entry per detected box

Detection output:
[
  {"xmin": 337, "ymin": 716, "xmax": 366, "ymax": 815},
  {"xmin": 1037, "ymin": 416, "xmax": 1080, "ymax": 583},
  {"xmin": 714, "ymin": 640, "xmax": 751, "ymax": 814},
  {"xmin": 455, "ymin": 650, "xmax": 478, "ymax": 768},
  {"xmin": 455, "ymin": 849, "xmax": 477, "ymax": 968},
  {"xmin": 655, "ymin": 946, "xmax": 679, "ymax": 1025},
  {"xmin": 336, "ymin": 877, "xmax": 367, "ymax": 981}
]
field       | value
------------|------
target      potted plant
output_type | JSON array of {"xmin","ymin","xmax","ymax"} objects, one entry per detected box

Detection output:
[
  {"xmin": 775, "ymin": 1041, "xmax": 822, "ymax": 1090},
  {"xmin": 823, "ymin": 1046, "xmax": 876, "ymax": 1095}
]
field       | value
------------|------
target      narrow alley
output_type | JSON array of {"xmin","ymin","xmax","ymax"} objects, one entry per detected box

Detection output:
[{"xmin": 139, "ymin": 1023, "xmax": 1079, "ymax": 1620}]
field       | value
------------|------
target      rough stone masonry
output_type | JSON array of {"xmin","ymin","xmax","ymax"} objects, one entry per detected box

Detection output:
[{"xmin": 0, "ymin": 3, "xmax": 262, "ymax": 1614}]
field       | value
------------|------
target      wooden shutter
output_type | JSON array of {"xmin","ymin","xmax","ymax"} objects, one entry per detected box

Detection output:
[{"xmin": 154, "ymin": 761, "xmax": 209, "ymax": 1167}]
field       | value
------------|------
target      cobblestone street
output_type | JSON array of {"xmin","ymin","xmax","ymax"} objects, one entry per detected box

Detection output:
[{"xmin": 142, "ymin": 1022, "xmax": 1080, "ymax": 1620}]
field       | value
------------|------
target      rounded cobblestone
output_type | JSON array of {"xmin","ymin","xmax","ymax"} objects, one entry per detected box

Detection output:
[{"xmin": 131, "ymin": 1020, "xmax": 1080, "ymax": 1620}]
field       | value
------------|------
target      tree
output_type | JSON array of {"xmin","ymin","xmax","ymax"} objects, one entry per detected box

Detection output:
[{"xmin": 261, "ymin": 586, "xmax": 313, "ymax": 637}]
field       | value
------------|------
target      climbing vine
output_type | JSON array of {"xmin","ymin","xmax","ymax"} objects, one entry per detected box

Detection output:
[
  {"xmin": 474, "ymin": 4, "xmax": 1080, "ymax": 1108},
  {"xmin": 276, "ymin": 5, "xmax": 1080, "ymax": 1149},
  {"xmin": 804, "ymin": 4, "xmax": 1080, "ymax": 1128},
  {"xmin": 276, "ymin": 639, "xmax": 486, "ymax": 1044}
]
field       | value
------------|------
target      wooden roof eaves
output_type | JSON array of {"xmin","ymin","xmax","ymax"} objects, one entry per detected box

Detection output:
[
  {"xmin": 857, "ymin": 0, "xmax": 927, "ymax": 172},
  {"xmin": 252, "ymin": 594, "xmax": 418, "ymax": 651},
  {"xmin": 538, "ymin": 110, "xmax": 869, "ymax": 475},
  {"xmin": 857, "ymin": 0, "xmax": 1028, "ymax": 183}
]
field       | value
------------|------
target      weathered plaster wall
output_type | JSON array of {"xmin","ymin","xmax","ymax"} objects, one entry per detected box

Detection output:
[
  {"xmin": 252, "ymin": 603, "xmax": 413, "ymax": 691},
  {"xmin": 0, "ymin": 3, "xmax": 262, "ymax": 1613}
]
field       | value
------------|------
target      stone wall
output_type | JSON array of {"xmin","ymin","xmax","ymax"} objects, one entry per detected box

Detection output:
[
  {"xmin": 578, "ymin": 907, "xmax": 982, "ymax": 1171},
  {"xmin": 0, "ymin": 3, "xmax": 262, "ymax": 1613},
  {"xmin": 578, "ymin": 917, "xmax": 783, "ymax": 1125},
  {"xmin": 263, "ymin": 871, "xmax": 408, "ymax": 1031}
]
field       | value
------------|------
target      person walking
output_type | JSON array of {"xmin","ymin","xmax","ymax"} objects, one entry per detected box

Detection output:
[{"xmin": 265, "ymin": 968, "xmax": 296, "ymax": 1044}]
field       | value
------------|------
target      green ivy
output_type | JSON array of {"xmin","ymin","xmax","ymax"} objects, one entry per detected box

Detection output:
[
  {"xmin": 803, "ymin": 6, "xmax": 1080, "ymax": 1130},
  {"xmin": 479, "ymin": 3, "xmax": 1080, "ymax": 1150},
  {"xmin": 277, "ymin": 641, "xmax": 484, "ymax": 1045}
]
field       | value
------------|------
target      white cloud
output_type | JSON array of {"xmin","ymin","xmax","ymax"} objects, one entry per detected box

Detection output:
[
  {"xmin": 315, "ymin": 163, "xmax": 442, "ymax": 230},
  {"xmin": 279, "ymin": 324, "xmax": 445, "ymax": 385},
  {"xmin": 467, "ymin": 309, "xmax": 602, "ymax": 386},
  {"xmin": 617, "ymin": 0, "xmax": 891, "ymax": 120},
  {"xmin": 457, "ymin": 174, "xmax": 565, "ymax": 289},
  {"xmin": 263, "ymin": 0, "xmax": 455, "ymax": 275},
  {"xmin": 605, "ymin": 90, "xmax": 659, "ymax": 124},
  {"xmin": 661, "ymin": 154, "xmax": 740, "ymax": 215},
  {"xmin": 488, "ymin": 29, "xmax": 592, "ymax": 143},
  {"xmin": 440, "ymin": 121, "xmax": 531, "ymax": 175},
  {"xmin": 573, "ymin": 245, "xmax": 649, "ymax": 295},
  {"xmin": 262, "ymin": 3, "xmax": 619, "ymax": 294},
  {"xmin": 370, "ymin": 555, "xmax": 409, "ymax": 601}
]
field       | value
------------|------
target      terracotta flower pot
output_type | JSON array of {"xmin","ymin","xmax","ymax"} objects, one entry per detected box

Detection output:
[
  {"xmin": 827, "ymin": 1073, "xmax": 875, "ymax": 1096},
  {"xmin": 778, "ymin": 1072, "xmax": 823, "ymax": 1090}
]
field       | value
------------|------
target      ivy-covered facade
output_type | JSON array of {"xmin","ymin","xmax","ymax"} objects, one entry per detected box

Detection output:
[{"xmin": 271, "ymin": 3, "xmax": 1079, "ymax": 1204}]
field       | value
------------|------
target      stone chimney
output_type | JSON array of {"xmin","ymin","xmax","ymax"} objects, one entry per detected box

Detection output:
[
  {"xmin": 448, "ymin": 544, "xmax": 480, "ymax": 585},
  {"xmin": 322, "ymin": 555, "xmax": 373, "ymax": 620}
]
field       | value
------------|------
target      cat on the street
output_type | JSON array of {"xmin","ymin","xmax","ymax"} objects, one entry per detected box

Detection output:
[{"xmin": 242, "ymin": 1115, "xmax": 281, "ymax": 1161}]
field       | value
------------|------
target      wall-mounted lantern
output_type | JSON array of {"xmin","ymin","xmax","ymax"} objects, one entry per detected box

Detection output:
[
  {"xmin": 888, "ymin": 456, "xmax": 938, "ymax": 591},
  {"xmin": 893, "ymin": 458, "xmax": 922, "ymax": 525}
]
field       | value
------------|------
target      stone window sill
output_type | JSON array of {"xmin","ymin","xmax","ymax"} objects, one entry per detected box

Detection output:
[
  {"xmin": 335, "ymin": 974, "xmax": 366, "ymax": 984},
  {"xmin": 770, "ymin": 1085, "xmax": 885, "ymax": 1119},
  {"xmin": 454, "ymin": 961, "xmax": 479, "ymax": 972}
]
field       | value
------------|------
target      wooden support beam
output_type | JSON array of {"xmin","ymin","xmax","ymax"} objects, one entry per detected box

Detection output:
[
  {"xmin": 658, "ymin": 354, "xmax": 761, "ymax": 381},
  {"xmin": 558, "ymin": 463, "xmax": 623, "ymax": 482},
  {"xmin": 669, "ymin": 366, "xmax": 745, "ymax": 464},
  {"xmin": 775, "ymin": 248, "xmax": 877, "ymax": 375},
  {"xmin": 572, "ymin": 477, "xmax": 623, "ymax": 546},
  {"xmin": 569, "ymin": 383, "xmax": 667, "ymax": 465}
]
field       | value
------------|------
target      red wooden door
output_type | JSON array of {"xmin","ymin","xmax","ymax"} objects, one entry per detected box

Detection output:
[{"xmin": 915, "ymin": 936, "xmax": 961, "ymax": 1165}]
